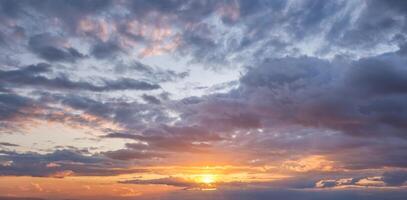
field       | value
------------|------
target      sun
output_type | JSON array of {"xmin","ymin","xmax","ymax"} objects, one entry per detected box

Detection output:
[{"xmin": 199, "ymin": 174, "xmax": 216, "ymax": 184}]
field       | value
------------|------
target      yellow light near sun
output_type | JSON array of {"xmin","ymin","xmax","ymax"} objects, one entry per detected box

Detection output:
[{"xmin": 199, "ymin": 174, "xmax": 216, "ymax": 184}]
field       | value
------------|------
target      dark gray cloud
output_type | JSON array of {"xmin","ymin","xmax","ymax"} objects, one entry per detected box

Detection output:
[
  {"xmin": 327, "ymin": 0, "xmax": 407, "ymax": 50},
  {"xmin": 0, "ymin": 149, "xmax": 148, "ymax": 177},
  {"xmin": 382, "ymin": 170, "xmax": 407, "ymax": 186},
  {"xmin": 169, "ymin": 51, "xmax": 407, "ymax": 169},
  {"xmin": 54, "ymin": 94, "xmax": 174, "ymax": 131},
  {"xmin": 91, "ymin": 40, "xmax": 122, "ymax": 59},
  {"xmin": 0, "ymin": 142, "xmax": 19, "ymax": 147},
  {"xmin": 185, "ymin": 52, "xmax": 407, "ymax": 138},
  {"xmin": 0, "ymin": 149, "xmax": 98, "ymax": 177},
  {"xmin": 133, "ymin": 61, "xmax": 189, "ymax": 82},
  {"xmin": 105, "ymin": 125, "xmax": 223, "ymax": 153},
  {"xmin": 102, "ymin": 149, "xmax": 165, "ymax": 161},
  {"xmin": 153, "ymin": 125, "xmax": 223, "ymax": 141},
  {"xmin": 142, "ymin": 94, "xmax": 161, "ymax": 104},
  {"xmin": 24, "ymin": 0, "xmax": 112, "ymax": 32},
  {"xmin": 28, "ymin": 33, "xmax": 85, "ymax": 62},
  {"xmin": 0, "ymin": 31, "xmax": 5, "ymax": 46},
  {"xmin": 0, "ymin": 0, "xmax": 23, "ymax": 19},
  {"xmin": 0, "ymin": 63, "xmax": 160, "ymax": 91},
  {"xmin": 0, "ymin": 93, "xmax": 34, "ymax": 120},
  {"xmin": 126, "ymin": 0, "xmax": 217, "ymax": 23},
  {"xmin": 0, "ymin": 0, "xmax": 404, "ymax": 66}
]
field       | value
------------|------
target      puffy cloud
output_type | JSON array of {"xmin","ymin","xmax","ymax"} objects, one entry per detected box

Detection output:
[
  {"xmin": 315, "ymin": 171, "xmax": 407, "ymax": 188},
  {"xmin": 315, "ymin": 178, "xmax": 362, "ymax": 188},
  {"xmin": 224, "ymin": 53, "xmax": 405, "ymax": 137},
  {"xmin": 0, "ymin": 0, "xmax": 405, "ymax": 67},
  {"xmin": 163, "ymin": 50, "xmax": 407, "ymax": 170},
  {"xmin": 282, "ymin": 155, "xmax": 335, "ymax": 172}
]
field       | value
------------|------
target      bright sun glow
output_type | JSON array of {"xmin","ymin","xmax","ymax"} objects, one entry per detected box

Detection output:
[{"xmin": 199, "ymin": 174, "xmax": 216, "ymax": 184}]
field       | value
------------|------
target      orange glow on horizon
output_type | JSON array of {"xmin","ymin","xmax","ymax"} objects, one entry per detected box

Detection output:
[{"xmin": 0, "ymin": 165, "xmax": 296, "ymax": 199}]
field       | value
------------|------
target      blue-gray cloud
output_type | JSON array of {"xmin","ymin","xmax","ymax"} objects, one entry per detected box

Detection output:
[
  {"xmin": 0, "ymin": 63, "xmax": 160, "ymax": 91},
  {"xmin": 28, "ymin": 33, "xmax": 85, "ymax": 62},
  {"xmin": 0, "ymin": 149, "xmax": 149, "ymax": 177}
]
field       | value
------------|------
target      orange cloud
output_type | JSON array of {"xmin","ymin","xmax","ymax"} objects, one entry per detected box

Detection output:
[{"xmin": 282, "ymin": 155, "xmax": 336, "ymax": 172}]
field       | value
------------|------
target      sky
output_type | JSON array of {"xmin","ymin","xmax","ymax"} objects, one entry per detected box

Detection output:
[{"xmin": 0, "ymin": 0, "xmax": 407, "ymax": 199}]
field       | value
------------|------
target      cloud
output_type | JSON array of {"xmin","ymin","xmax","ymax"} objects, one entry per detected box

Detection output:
[
  {"xmin": 28, "ymin": 33, "xmax": 85, "ymax": 62},
  {"xmin": 190, "ymin": 52, "xmax": 407, "ymax": 138},
  {"xmin": 0, "ymin": 93, "xmax": 35, "ymax": 120},
  {"xmin": 327, "ymin": 0, "xmax": 407, "ymax": 50},
  {"xmin": 163, "ymin": 50, "xmax": 407, "ymax": 170},
  {"xmin": 0, "ymin": 149, "xmax": 149, "ymax": 177},
  {"xmin": 0, "ymin": 63, "xmax": 160, "ymax": 91},
  {"xmin": 318, "ymin": 176, "xmax": 387, "ymax": 188},
  {"xmin": 0, "ymin": 0, "xmax": 23, "ymax": 19},
  {"xmin": 54, "ymin": 94, "xmax": 174, "ymax": 131},
  {"xmin": 104, "ymin": 125, "xmax": 223, "ymax": 153},
  {"xmin": 315, "ymin": 177, "xmax": 362, "ymax": 188},
  {"xmin": 315, "ymin": 170, "xmax": 407, "ymax": 188},
  {"xmin": 1, "ymin": 0, "xmax": 405, "ymax": 67},
  {"xmin": 25, "ymin": 0, "xmax": 112, "ymax": 32},
  {"xmin": 142, "ymin": 94, "xmax": 161, "ymax": 104},
  {"xmin": 282, "ymin": 155, "xmax": 335, "ymax": 172},
  {"xmin": 102, "ymin": 149, "xmax": 165, "ymax": 161},
  {"xmin": 0, "ymin": 149, "xmax": 98, "ymax": 177},
  {"xmin": 118, "ymin": 61, "xmax": 189, "ymax": 82},
  {"xmin": 48, "ymin": 170, "xmax": 74, "ymax": 178},
  {"xmin": 0, "ymin": 142, "xmax": 19, "ymax": 147},
  {"xmin": 120, "ymin": 177, "xmax": 197, "ymax": 188},
  {"xmin": 382, "ymin": 170, "xmax": 407, "ymax": 186},
  {"xmin": 90, "ymin": 40, "xmax": 122, "ymax": 59}
]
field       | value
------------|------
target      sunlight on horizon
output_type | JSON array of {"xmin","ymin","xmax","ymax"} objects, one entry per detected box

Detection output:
[{"xmin": 199, "ymin": 174, "xmax": 216, "ymax": 184}]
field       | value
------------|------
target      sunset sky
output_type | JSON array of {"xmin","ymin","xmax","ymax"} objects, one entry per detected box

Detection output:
[{"xmin": 1, "ymin": 0, "xmax": 407, "ymax": 199}]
